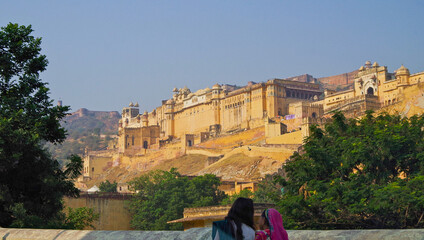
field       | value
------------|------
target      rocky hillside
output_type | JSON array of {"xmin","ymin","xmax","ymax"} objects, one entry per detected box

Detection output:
[
  {"xmin": 64, "ymin": 108, "xmax": 121, "ymax": 134},
  {"xmin": 47, "ymin": 108, "xmax": 121, "ymax": 165},
  {"xmin": 80, "ymin": 126, "xmax": 303, "ymax": 191}
]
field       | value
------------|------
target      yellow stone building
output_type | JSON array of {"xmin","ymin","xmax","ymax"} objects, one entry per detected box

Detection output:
[
  {"xmin": 116, "ymin": 61, "xmax": 424, "ymax": 154},
  {"xmin": 82, "ymin": 153, "xmax": 113, "ymax": 179},
  {"xmin": 118, "ymin": 77, "xmax": 323, "ymax": 152},
  {"xmin": 323, "ymin": 61, "xmax": 424, "ymax": 116}
]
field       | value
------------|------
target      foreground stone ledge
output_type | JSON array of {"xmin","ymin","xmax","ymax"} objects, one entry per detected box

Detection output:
[{"xmin": 1, "ymin": 227, "xmax": 424, "ymax": 240}]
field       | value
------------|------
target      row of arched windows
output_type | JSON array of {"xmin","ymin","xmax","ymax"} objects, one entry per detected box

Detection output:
[{"xmin": 286, "ymin": 90, "xmax": 317, "ymax": 100}]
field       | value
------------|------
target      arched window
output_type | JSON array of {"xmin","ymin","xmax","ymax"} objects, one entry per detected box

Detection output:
[{"xmin": 367, "ymin": 87, "xmax": 374, "ymax": 95}]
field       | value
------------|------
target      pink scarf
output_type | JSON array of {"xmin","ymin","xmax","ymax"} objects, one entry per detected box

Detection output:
[{"xmin": 266, "ymin": 208, "xmax": 289, "ymax": 240}]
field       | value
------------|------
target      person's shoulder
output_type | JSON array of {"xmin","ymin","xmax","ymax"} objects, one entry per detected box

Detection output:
[
  {"xmin": 241, "ymin": 223, "xmax": 255, "ymax": 240},
  {"xmin": 241, "ymin": 222, "xmax": 255, "ymax": 232}
]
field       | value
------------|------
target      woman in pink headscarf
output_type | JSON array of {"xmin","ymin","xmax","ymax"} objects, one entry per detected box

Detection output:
[{"xmin": 255, "ymin": 208, "xmax": 289, "ymax": 240}]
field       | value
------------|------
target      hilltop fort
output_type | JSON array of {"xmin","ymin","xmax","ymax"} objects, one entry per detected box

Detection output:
[{"xmin": 78, "ymin": 61, "xmax": 424, "ymax": 193}]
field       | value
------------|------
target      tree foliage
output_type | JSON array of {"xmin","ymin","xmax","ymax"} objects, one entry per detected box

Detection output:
[
  {"xmin": 9, "ymin": 203, "xmax": 98, "ymax": 230},
  {"xmin": 0, "ymin": 23, "xmax": 82, "ymax": 227},
  {"xmin": 99, "ymin": 180, "xmax": 117, "ymax": 193},
  {"xmin": 253, "ymin": 173, "xmax": 286, "ymax": 204},
  {"xmin": 64, "ymin": 207, "xmax": 99, "ymax": 230},
  {"xmin": 128, "ymin": 169, "xmax": 226, "ymax": 230},
  {"xmin": 220, "ymin": 189, "xmax": 254, "ymax": 205},
  {"xmin": 278, "ymin": 111, "xmax": 424, "ymax": 229}
]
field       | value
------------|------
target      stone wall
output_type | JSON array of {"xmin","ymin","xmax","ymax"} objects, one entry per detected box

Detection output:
[
  {"xmin": 1, "ymin": 227, "xmax": 424, "ymax": 240},
  {"xmin": 318, "ymin": 70, "xmax": 358, "ymax": 90},
  {"xmin": 63, "ymin": 193, "xmax": 132, "ymax": 230}
]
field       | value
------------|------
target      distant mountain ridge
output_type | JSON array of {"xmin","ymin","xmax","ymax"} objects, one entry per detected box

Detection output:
[
  {"xmin": 64, "ymin": 108, "xmax": 121, "ymax": 134},
  {"xmin": 48, "ymin": 108, "xmax": 121, "ymax": 165}
]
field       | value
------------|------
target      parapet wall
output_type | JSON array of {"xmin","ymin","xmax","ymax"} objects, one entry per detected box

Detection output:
[
  {"xmin": 1, "ymin": 227, "xmax": 424, "ymax": 240},
  {"xmin": 63, "ymin": 194, "xmax": 132, "ymax": 230}
]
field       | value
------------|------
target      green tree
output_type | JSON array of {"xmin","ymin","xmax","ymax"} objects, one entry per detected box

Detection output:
[
  {"xmin": 0, "ymin": 23, "xmax": 82, "ymax": 227},
  {"xmin": 253, "ymin": 173, "xmax": 285, "ymax": 204},
  {"xmin": 220, "ymin": 189, "xmax": 254, "ymax": 205},
  {"xmin": 9, "ymin": 204, "xmax": 99, "ymax": 230},
  {"xmin": 99, "ymin": 180, "xmax": 118, "ymax": 193},
  {"xmin": 278, "ymin": 111, "xmax": 424, "ymax": 229},
  {"xmin": 128, "ymin": 169, "xmax": 226, "ymax": 230},
  {"xmin": 64, "ymin": 207, "xmax": 99, "ymax": 230}
]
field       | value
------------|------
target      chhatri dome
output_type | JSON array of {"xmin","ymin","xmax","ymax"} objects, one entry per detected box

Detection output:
[
  {"xmin": 365, "ymin": 60, "xmax": 372, "ymax": 68},
  {"xmin": 396, "ymin": 65, "xmax": 410, "ymax": 76},
  {"xmin": 212, "ymin": 83, "xmax": 221, "ymax": 89}
]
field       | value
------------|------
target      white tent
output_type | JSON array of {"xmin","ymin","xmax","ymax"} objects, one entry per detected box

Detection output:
[{"xmin": 87, "ymin": 185, "xmax": 100, "ymax": 193}]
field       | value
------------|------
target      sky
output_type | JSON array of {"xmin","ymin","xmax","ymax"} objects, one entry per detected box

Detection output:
[{"xmin": 1, "ymin": 1, "xmax": 424, "ymax": 112}]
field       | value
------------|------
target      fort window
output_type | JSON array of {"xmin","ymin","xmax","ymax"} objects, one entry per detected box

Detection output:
[
  {"xmin": 367, "ymin": 87, "xmax": 374, "ymax": 95},
  {"xmin": 92, "ymin": 167, "xmax": 94, "ymax": 172},
  {"xmin": 143, "ymin": 141, "xmax": 148, "ymax": 149},
  {"xmin": 132, "ymin": 136, "xmax": 134, "ymax": 146}
]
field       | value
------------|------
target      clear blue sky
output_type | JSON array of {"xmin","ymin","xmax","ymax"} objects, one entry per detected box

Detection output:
[{"xmin": 2, "ymin": 1, "xmax": 423, "ymax": 112}]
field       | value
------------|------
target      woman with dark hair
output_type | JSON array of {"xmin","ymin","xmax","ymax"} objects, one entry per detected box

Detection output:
[
  {"xmin": 255, "ymin": 208, "xmax": 288, "ymax": 240},
  {"xmin": 212, "ymin": 197, "xmax": 256, "ymax": 240}
]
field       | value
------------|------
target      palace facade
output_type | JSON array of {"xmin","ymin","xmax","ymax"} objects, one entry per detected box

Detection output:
[
  {"xmin": 117, "ymin": 61, "xmax": 424, "ymax": 153},
  {"xmin": 324, "ymin": 61, "xmax": 424, "ymax": 116},
  {"xmin": 118, "ymin": 77, "xmax": 323, "ymax": 152}
]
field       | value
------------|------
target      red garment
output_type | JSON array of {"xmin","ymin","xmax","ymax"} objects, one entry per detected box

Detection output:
[
  {"xmin": 264, "ymin": 208, "xmax": 289, "ymax": 240},
  {"xmin": 255, "ymin": 229, "xmax": 271, "ymax": 240}
]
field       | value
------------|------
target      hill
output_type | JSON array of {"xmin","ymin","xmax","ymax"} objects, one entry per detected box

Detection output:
[
  {"xmin": 79, "ymin": 125, "xmax": 303, "ymax": 192},
  {"xmin": 47, "ymin": 108, "xmax": 121, "ymax": 165},
  {"xmin": 64, "ymin": 108, "xmax": 120, "ymax": 134}
]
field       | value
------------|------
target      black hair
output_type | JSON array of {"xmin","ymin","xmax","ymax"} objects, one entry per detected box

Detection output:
[
  {"xmin": 261, "ymin": 209, "xmax": 270, "ymax": 228},
  {"xmin": 225, "ymin": 197, "xmax": 255, "ymax": 240}
]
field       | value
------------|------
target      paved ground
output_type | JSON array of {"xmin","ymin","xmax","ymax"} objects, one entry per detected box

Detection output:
[{"xmin": 1, "ymin": 227, "xmax": 424, "ymax": 239}]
